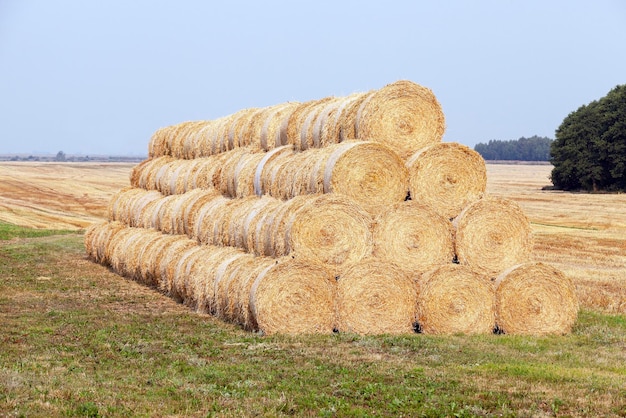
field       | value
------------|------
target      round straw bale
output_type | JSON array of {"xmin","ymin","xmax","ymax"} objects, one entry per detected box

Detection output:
[
  {"xmin": 181, "ymin": 158, "xmax": 208, "ymax": 191},
  {"xmin": 257, "ymin": 102, "xmax": 300, "ymax": 150},
  {"xmin": 224, "ymin": 196, "xmax": 265, "ymax": 248},
  {"xmin": 153, "ymin": 194, "xmax": 180, "ymax": 234},
  {"xmin": 137, "ymin": 231, "xmax": 180, "ymax": 287},
  {"xmin": 217, "ymin": 148, "xmax": 254, "ymax": 196},
  {"xmin": 190, "ymin": 245, "xmax": 245, "ymax": 314},
  {"xmin": 373, "ymin": 200, "xmax": 455, "ymax": 272},
  {"xmin": 107, "ymin": 186, "xmax": 134, "ymax": 223},
  {"xmin": 127, "ymin": 228, "xmax": 163, "ymax": 283},
  {"xmin": 108, "ymin": 227, "xmax": 142, "ymax": 275},
  {"xmin": 262, "ymin": 194, "xmax": 310, "ymax": 257},
  {"xmin": 227, "ymin": 108, "xmax": 260, "ymax": 150},
  {"xmin": 336, "ymin": 258, "xmax": 418, "ymax": 335},
  {"xmin": 338, "ymin": 92, "xmax": 371, "ymax": 141},
  {"xmin": 170, "ymin": 121, "xmax": 204, "ymax": 159},
  {"xmin": 162, "ymin": 238, "xmax": 202, "ymax": 295},
  {"xmin": 130, "ymin": 158, "xmax": 153, "ymax": 188},
  {"xmin": 129, "ymin": 190, "xmax": 163, "ymax": 228},
  {"xmin": 83, "ymin": 222, "xmax": 100, "ymax": 260},
  {"xmin": 320, "ymin": 141, "xmax": 409, "ymax": 214},
  {"xmin": 171, "ymin": 245, "xmax": 207, "ymax": 305},
  {"xmin": 298, "ymin": 97, "xmax": 337, "ymax": 150},
  {"xmin": 230, "ymin": 258, "xmax": 277, "ymax": 330},
  {"xmin": 494, "ymin": 262, "xmax": 579, "ymax": 335},
  {"xmin": 153, "ymin": 235, "xmax": 197, "ymax": 293},
  {"xmin": 148, "ymin": 126, "xmax": 169, "ymax": 158},
  {"xmin": 287, "ymin": 193, "xmax": 373, "ymax": 269},
  {"xmin": 119, "ymin": 229, "xmax": 159, "ymax": 279},
  {"xmin": 355, "ymin": 80, "xmax": 446, "ymax": 160},
  {"xmin": 249, "ymin": 258, "xmax": 336, "ymax": 335},
  {"xmin": 213, "ymin": 252, "xmax": 261, "ymax": 322},
  {"xmin": 182, "ymin": 121, "xmax": 212, "ymax": 159},
  {"xmin": 131, "ymin": 156, "xmax": 174, "ymax": 190},
  {"xmin": 416, "ymin": 264, "xmax": 496, "ymax": 335},
  {"xmin": 282, "ymin": 99, "xmax": 331, "ymax": 149},
  {"xmin": 244, "ymin": 196, "xmax": 283, "ymax": 255},
  {"xmin": 96, "ymin": 221, "xmax": 129, "ymax": 265},
  {"xmin": 310, "ymin": 97, "xmax": 344, "ymax": 148},
  {"xmin": 192, "ymin": 194, "xmax": 230, "ymax": 244},
  {"xmin": 454, "ymin": 196, "xmax": 534, "ymax": 278},
  {"xmin": 407, "ymin": 142, "xmax": 487, "ymax": 219},
  {"xmin": 319, "ymin": 93, "xmax": 363, "ymax": 146},
  {"xmin": 233, "ymin": 151, "xmax": 267, "ymax": 198},
  {"xmin": 253, "ymin": 145, "xmax": 294, "ymax": 196}
]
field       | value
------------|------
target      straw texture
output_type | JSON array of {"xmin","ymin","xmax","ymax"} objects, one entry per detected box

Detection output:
[
  {"xmin": 454, "ymin": 196, "xmax": 534, "ymax": 278},
  {"xmin": 495, "ymin": 262, "xmax": 579, "ymax": 335},
  {"xmin": 249, "ymin": 258, "xmax": 337, "ymax": 335},
  {"xmin": 416, "ymin": 264, "xmax": 496, "ymax": 335},
  {"xmin": 373, "ymin": 200, "xmax": 455, "ymax": 272},
  {"xmin": 407, "ymin": 142, "xmax": 487, "ymax": 219},
  {"xmin": 336, "ymin": 258, "xmax": 418, "ymax": 335}
]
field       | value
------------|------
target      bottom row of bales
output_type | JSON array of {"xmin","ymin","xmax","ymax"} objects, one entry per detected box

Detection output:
[{"xmin": 85, "ymin": 221, "xmax": 579, "ymax": 336}]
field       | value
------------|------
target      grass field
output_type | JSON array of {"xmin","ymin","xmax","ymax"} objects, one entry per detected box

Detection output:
[{"xmin": 1, "ymin": 161, "xmax": 625, "ymax": 417}]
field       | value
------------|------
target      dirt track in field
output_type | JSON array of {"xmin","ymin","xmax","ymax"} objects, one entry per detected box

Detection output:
[{"xmin": 1, "ymin": 161, "xmax": 624, "ymax": 313}]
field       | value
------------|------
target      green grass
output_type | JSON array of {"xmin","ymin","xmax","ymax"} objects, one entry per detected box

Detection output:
[
  {"xmin": 1, "ymin": 229, "xmax": 625, "ymax": 417},
  {"xmin": 0, "ymin": 221, "xmax": 78, "ymax": 240}
]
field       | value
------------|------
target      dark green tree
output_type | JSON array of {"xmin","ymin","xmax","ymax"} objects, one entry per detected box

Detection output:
[
  {"xmin": 551, "ymin": 85, "xmax": 626, "ymax": 191},
  {"xmin": 474, "ymin": 136, "xmax": 552, "ymax": 161}
]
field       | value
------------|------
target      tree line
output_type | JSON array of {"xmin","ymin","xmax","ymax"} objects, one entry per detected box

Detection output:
[{"xmin": 473, "ymin": 136, "xmax": 552, "ymax": 161}]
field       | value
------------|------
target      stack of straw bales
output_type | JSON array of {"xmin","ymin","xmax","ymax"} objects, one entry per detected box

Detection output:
[{"xmin": 86, "ymin": 79, "xmax": 578, "ymax": 336}]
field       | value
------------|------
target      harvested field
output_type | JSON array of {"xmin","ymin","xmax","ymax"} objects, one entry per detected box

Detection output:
[{"xmin": 1, "ymin": 161, "xmax": 624, "ymax": 313}]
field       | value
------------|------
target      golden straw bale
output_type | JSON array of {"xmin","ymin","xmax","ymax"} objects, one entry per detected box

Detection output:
[
  {"xmin": 309, "ymin": 97, "xmax": 344, "ymax": 148},
  {"xmin": 253, "ymin": 145, "xmax": 294, "ymax": 196},
  {"xmin": 336, "ymin": 258, "xmax": 418, "ymax": 335},
  {"xmin": 262, "ymin": 194, "xmax": 310, "ymax": 257},
  {"xmin": 249, "ymin": 258, "xmax": 336, "ymax": 335},
  {"xmin": 101, "ymin": 221, "xmax": 133, "ymax": 266},
  {"xmin": 130, "ymin": 158, "xmax": 152, "ymax": 188},
  {"xmin": 153, "ymin": 194, "xmax": 179, "ymax": 234},
  {"xmin": 170, "ymin": 121, "xmax": 205, "ymax": 159},
  {"xmin": 319, "ymin": 93, "xmax": 363, "ymax": 147},
  {"xmin": 244, "ymin": 196, "xmax": 283, "ymax": 255},
  {"xmin": 107, "ymin": 186, "xmax": 134, "ymax": 222},
  {"xmin": 171, "ymin": 245, "xmax": 209, "ymax": 309},
  {"xmin": 147, "ymin": 126, "xmax": 169, "ymax": 158},
  {"xmin": 159, "ymin": 238, "xmax": 204, "ymax": 297},
  {"xmin": 181, "ymin": 158, "xmax": 209, "ymax": 191},
  {"xmin": 298, "ymin": 97, "xmax": 338, "ymax": 150},
  {"xmin": 213, "ymin": 253, "xmax": 261, "ymax": 322},
  {"xmin": 281, "ymin": 99, "xmax": 332, "ymax": 148},
  {"xmin": 232, "ymin": 152, "xmax": 266, "ymax": 198},
  {"xmin": 454, "ymin": 196, "xmax": 534, "ymax": 278},
  {"xmin": 126, "ymin": 229, "xmax": 163, "ymax": 282},
  {"xmin": 416, "ymin": 264, "xmax": 496, "ymax": 335},
  {"xmin": 319, "ymin": 141, "xmax": 409, "ymax": 214},
  {"xmin": 192, "ymin": 195, "xmax": 230, "ymax": 244},
  {"xmin": 355, "ymin": 80, "xmax": 446, "ymax": 160},
  {"xmin": 495, "ymin": 262, "xmax": 579, "ymax": 335},
  {"xmin": 257, "ymin": 102, "xmax": 300, "ymax": 150},
  {"xmin": 373, "ymin": 200, "xmax": 455, "ymax": 272},
  {"xmin": 230, "ymin": 258, "xmax": 277, "ymax": 329},
  {"xmin": 227, "ymin": 108, "xmax": 260, "ymax": 150},
  {"xmin": 287, "ymin": 193, "xmax": 373, "ymax": 270},
  {"xmin": 190, "ymin": 245, "xmax": 245, "ymax": 314},
  {"xmin": 182, "ymin": 121, "xmax": 211, "ymax": 159},
  {"xmin": 108, "ymin": 227, "xmax": 142, "ymax": 275},
  {"xmin": 129, "ymin": 190, "xmax": 163, "ymax": 227},
  {"xmin": 83, "ymin": 222, "xmax": 100, "ymax": 260},
  {"xmin": 338, "ymin": 92, "xmax": 371, "ymax": 141},
  {"xmin": 407, "ymin": 142, "xmax": 487, "ymax": 219},
  {"xmin": 183, "ymin": 189, "xmax": 222, "ymax": 237},
  {"xmin": 130, "ymin": 156, "xmax": 173, "ymax": 190},
  {"xmin": 217, "ymin": 148, "xmax": 254, "ymax": 196},
  {"xmin": 223, "ymin": 196, "xmax": 265, "ymax": 248}
]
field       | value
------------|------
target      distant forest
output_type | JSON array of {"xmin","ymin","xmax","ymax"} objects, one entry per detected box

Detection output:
[{"xmin": 474, "ymin": 136, "xmax": 553, "ymax": 161}]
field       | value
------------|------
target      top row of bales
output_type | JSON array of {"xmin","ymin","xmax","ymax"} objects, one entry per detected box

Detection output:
[{"xmin": 147, "ymin": 80, "xmax": 446, "ymax": 161}]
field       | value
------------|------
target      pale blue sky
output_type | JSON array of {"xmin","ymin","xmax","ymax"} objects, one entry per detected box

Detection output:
[{"xmin": 1, "ymin": 1, "xmax": 625, "ymax": 156}]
